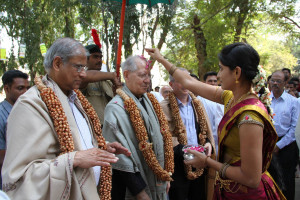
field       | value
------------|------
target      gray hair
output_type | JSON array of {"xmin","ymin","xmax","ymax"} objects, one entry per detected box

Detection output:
[
  {"xmin": 169, "ymin": 67, "xmax": 189, "ymax": 82},
  {"xmin": 43, "ymin": 38, "xmax": 86, "ymax": 73},
  {"xmin": 121, "ymin": 55, "xmax": 145, "ymax": 73}
]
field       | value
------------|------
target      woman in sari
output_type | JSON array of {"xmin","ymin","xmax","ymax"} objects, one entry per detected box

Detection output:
[{"xmin": 146, "ymin": 43, "xmax": 285, "ymax": 199}]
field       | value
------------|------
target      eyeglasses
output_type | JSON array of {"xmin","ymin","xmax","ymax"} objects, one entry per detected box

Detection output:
[
  {"xmin": 270, "ymin": 79, "xmax": 283, "ymax": 84},
  {"xmin": 136, "ymin": 72, "xmax": 153, "ymax": 80},
  {"xmin": 70, "ymin": 63, "xmax": 88, "ymax": 73}
]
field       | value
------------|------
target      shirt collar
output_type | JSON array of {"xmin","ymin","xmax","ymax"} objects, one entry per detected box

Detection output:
[
  {"xmin": 176, "ymin": 95, "xmax": 192, "ymax": 106},
  {"xmin": 2, "ymin": 99, "xmax": 13, "ymax": 112},
  {"xmin": 68, "ymin": 90, "xmax": 77, "ymax": 104},
  {"xmin": 270, "ymin": 91, "xmax": 288, "ymax": 101}
]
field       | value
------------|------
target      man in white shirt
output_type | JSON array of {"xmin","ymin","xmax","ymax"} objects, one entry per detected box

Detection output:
[{"xmin": 269, "ymin": 70, "xmax": 299, "ymax": 200}]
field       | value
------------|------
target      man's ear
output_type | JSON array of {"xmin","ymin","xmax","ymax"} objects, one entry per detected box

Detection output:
[
  {"xmin": 123, "ymin": 70, "xmax": 129, "ymax": 81},
  {"xmin": 3, "ymin": 84, "xmax": 10, "ymax": 95},
  {"xmin": 52, "ymin": 56, "xmax": 63, "ymax": 71}
]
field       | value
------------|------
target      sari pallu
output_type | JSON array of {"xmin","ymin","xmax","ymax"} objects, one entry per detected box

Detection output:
[{"xmin": 214, "ymin": 98, "xmax": 285, "ymax": 200}]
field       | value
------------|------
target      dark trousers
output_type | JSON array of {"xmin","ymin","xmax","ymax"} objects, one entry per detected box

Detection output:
[
  {"xmin": 269, "ymin": 141, "xmax": 299, "ymax": 200},
  {"xmin": 169, "ymin": 145, "xmax": 206, "ymax": 200}
]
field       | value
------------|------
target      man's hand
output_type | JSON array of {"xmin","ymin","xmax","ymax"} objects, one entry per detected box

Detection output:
[
  {"xmin": 107, "ymin": 142, "xmax": 131, "ymax": 156},
  {"xmin": 73, "ymin": 148, "xmax": 118, "ymax": 168},
  {"xmin": 204, "ymin": 142, "xmax": 212, "ymax": 157}
]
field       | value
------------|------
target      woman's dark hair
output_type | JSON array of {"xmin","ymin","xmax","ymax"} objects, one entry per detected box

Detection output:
[
  {"xmin": 203, "ymin": 71, "xmax": 217, "ymax": 81},
  {"xmin": 219, "ymin": 43, "xmax": 274, "ymax": 118},
  {"xmin": 218, "ymin": 42, "xmax": 260, "ymax": 82}
]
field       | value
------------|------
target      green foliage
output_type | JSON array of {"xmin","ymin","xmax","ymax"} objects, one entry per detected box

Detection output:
[
  {"xmin": 163, "ymin": 0, "xmax": 299, "ymax": 80},
  {"xmin": 0, "ymin": 0, "xmax": 299, "ymax": 82},
  {"xmin": 246, "ymin": 20, "xmax": 298, "ymax": 75}
]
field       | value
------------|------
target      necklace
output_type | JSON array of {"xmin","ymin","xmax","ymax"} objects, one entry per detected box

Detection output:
[
  {"xmin": 117, "ymin": 88, "xmax": 174, "ymax": 181},
  {"xmin": 35, "ymin": 76, "xmax": 112, "ymax": 200},
  {"xmin": 226, "ymin": 91, "xmax": 256, "ymax": 110},
  {"xmin": 168, "ymin": 92, "xmax": 210, "ymax": 180}
]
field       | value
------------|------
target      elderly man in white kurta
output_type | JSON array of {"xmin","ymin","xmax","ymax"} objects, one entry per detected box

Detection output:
[{"xmin": 2, "ymin": 37, "xmax": 130, "ymax": 200}]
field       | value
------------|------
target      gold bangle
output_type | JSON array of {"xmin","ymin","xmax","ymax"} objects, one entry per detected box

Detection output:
[
  {"xmin": 169, "ymin": 64, "xmax": 178, "ymax": 76},
  {"xmin": 221, "ymin": 163, "xmax": 230, "ymax": 179},
  {"xmin": 214, "ymin": 86, "xmax": 220, "ymax": 99},
  {"xmin": 219, "ymin": 162, "xmax": 227, "ymax": 178}
]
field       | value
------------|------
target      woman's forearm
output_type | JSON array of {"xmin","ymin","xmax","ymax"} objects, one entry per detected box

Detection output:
[
  {"xmin": 206, "ymin": 157, "xmax": 261, "ymax": 188},
  {"xmin": 147, "ymin": 48, "xmax": 223, "ymax": 103},
  {"xmin": 159, "ymin": 58, "xmax": 223, "ymax": 104}
]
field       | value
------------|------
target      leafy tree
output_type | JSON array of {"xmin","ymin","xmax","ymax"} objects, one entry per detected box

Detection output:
[
  {"xmin": 0, "ymin": 0, "xmax": 299, "ymax": 82},
  {"xmin": 163, "ymin": 0, "xmax": 299, "ymax": 80}
]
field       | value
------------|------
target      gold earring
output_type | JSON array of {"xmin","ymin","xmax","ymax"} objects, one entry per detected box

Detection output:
[{"xmin": 235, "ymin": 76, "xmax": 239, "ymax": 84}]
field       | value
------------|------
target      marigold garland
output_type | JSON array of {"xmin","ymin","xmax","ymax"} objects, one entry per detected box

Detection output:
[
  {"xmin": 147, "ymin": 93, "xmax": 174, "ymax": 174},
  {"xmin": 117, "ymin": 88, "xmax": 174, "ymax": 181},
  {"xmin": 168, "ymin": 92, "xmax": 209, "ymax": 180},
  {"xmin": 34, "ymin": 76, "xmax": 112, "ymax": 200}
]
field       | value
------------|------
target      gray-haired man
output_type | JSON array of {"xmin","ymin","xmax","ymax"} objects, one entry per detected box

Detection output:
[
  {"xmin": 103, "ymin": 55, "xmax": 173, "ymax": 200},
  {"xmin": 2, "ymin": 38, "xmax": 129, "ymax": 199}
]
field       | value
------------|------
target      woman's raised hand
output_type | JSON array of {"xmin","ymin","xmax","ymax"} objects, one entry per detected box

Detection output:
[{"xmin": 145, "ymin": 48, "xmax": 164, "ymax": 62}]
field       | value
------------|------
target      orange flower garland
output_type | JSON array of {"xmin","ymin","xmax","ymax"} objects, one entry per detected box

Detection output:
[
  {"xmin": 117, "ymin": 88, "xmax": 174, "ymax": 181},
  {"xmin": 168, "ymin": 92, "xmax": 208, "ymax": 180},
  {"xmin": 34, "ymin": 76, "xmax": 111, "ymax": 200},
  {"xmin": 147, "ymin": 93, "xmax": 174, "ymax": 174},
  {"xmin": 74, "ymin": 89, "xmax": 111, "ymax": 200}
]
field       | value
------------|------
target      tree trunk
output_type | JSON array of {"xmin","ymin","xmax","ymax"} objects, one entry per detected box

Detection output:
[
  {"xmin": 102, "ymin": 9, "xmax": 110, "ymax": 71},
  {"xmin": 111, "ymin": 19, "xmax": 118, "ymax": 71},
  {"xmin": 149, "ymin": 13, "xmax": 174, "ymax": 67},
  {"xmin": 234, "ymin": 1, "xmax": 249, "ymax": 43},
  {"xmin": 192, "ymin": 14, "xmax": 207, "ymax": 80},
  {"xmin": 28, "ymin": 64, "xmax": 36, "ymax": 85},
  {"xmin": 64, "ymin": 7, "xmax": 74, "ymax": 38},
  {"xmin": 150, "ymin": 9, "xmax": 160, "ymax": 47},
  {"xmin": 124, "ymin": 33, "xmax": 133, "ymax": 58}
]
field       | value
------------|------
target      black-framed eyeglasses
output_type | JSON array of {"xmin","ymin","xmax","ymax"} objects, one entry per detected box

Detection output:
[{"xmin": 70, "ymin": 63, "xmax": 88, "ymax": 73}]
